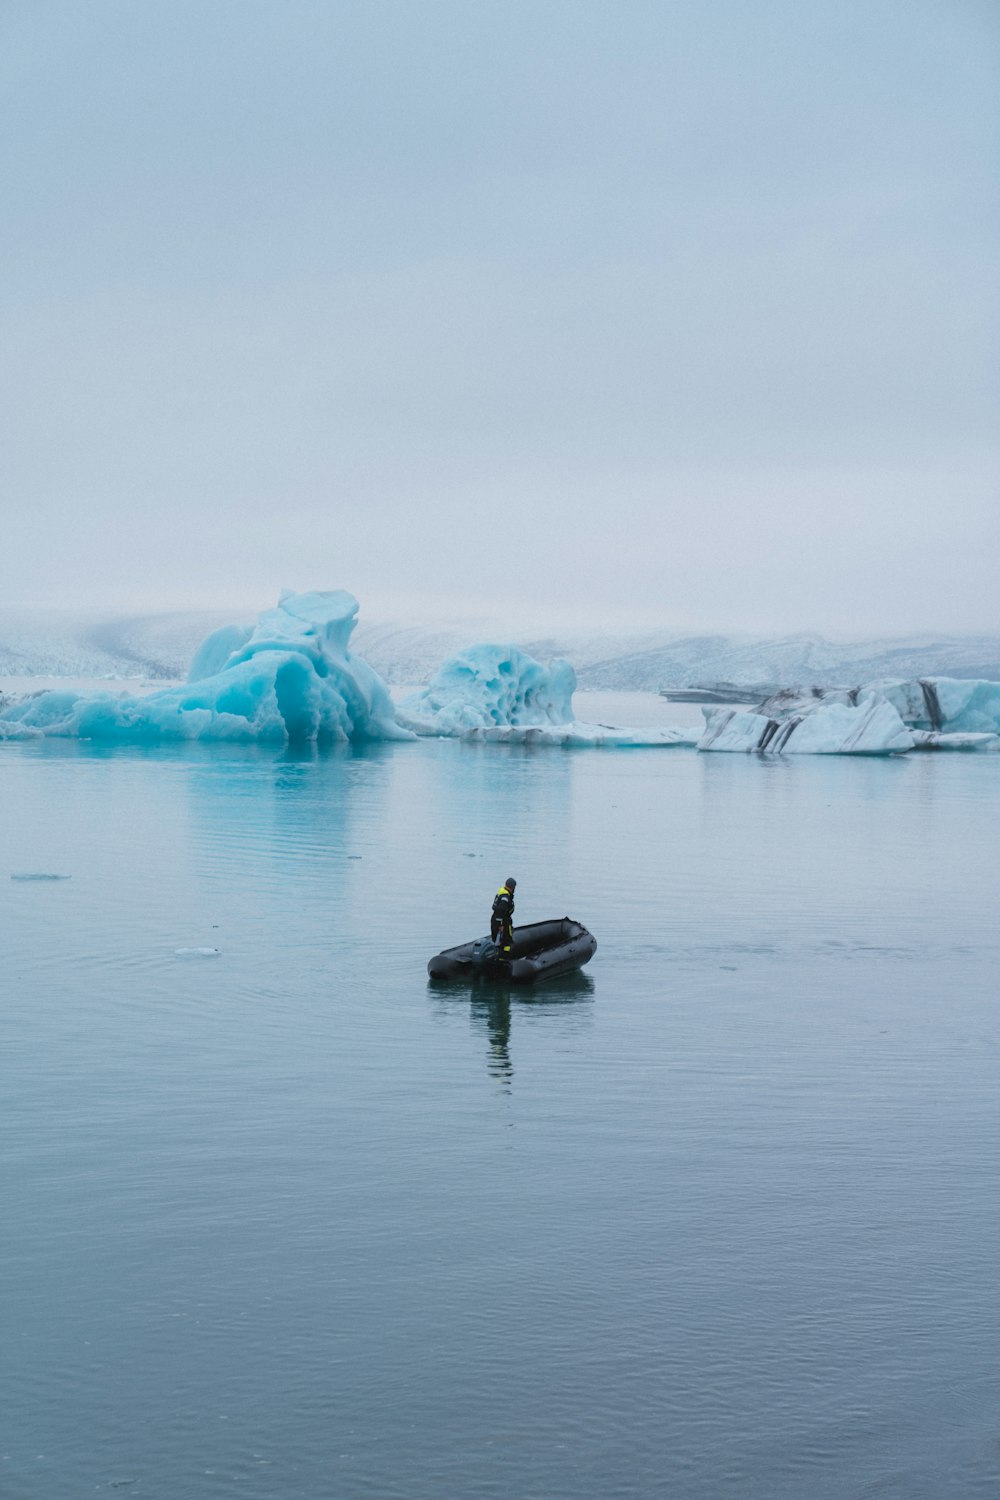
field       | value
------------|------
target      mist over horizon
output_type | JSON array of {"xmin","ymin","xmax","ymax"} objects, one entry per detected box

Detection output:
[
  {"xmin": 3, "ymin": 586, "xmax": 1000, "ymax": 649},
  {"xmin": 4, "ymin": 590, "xmax": 1000, "ymax": 698}
]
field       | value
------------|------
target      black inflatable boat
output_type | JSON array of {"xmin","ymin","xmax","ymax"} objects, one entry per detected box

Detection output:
[{"xmin": 427, "ymin": 917, "xmax": 596, "ymax": 985}]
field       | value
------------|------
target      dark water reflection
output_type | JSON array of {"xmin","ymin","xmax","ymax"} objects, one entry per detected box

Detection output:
[{"xmin": 431, "ymin": 971, "xmax": 596, "ymax": 1086}]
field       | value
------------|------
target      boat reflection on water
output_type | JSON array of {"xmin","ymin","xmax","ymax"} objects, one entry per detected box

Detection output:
[{"xmin": 429, "ymin": 971, "xmax": 595, "ymax": 1087}]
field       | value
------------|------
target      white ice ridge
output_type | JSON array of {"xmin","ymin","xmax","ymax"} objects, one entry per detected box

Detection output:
[
  {"xmin": 698, "ymin": 678, "xmax": 1000, "ymax": 755},
  {"xmin": 460, "ymin": 723, "xmax": 699, "ymax": 747},
  {"xmin": 395, "ymin": 644, "xmax": 696, "ymax": 746},
  {"xmin": 0, "ymin": 592, "xmax": 410, "ymax": 744},
  {"xmin": 698, "ymin": 694, "xmax": 916, "ymax": 755},
  {"xmin": 910, "ymin": 730, "xmax": 999, "ymax": 750}
]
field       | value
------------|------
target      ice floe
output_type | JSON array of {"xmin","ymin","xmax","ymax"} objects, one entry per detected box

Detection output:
[
  {"xmin": 910, "ymin": 730, "xmax": 999, "ymax": 751},
  {"xmin": 460, "ymin": 722, "xmax": 699, "ymax": 748}
]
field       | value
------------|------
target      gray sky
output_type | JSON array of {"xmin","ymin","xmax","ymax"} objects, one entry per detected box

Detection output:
[{"xmin": 2, "ymin": 0, "xmax": 998, "ymax": 633}]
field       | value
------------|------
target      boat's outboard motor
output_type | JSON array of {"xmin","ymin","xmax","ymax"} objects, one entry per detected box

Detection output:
[{"xmin": 471, "ymin": 939, "xmax": 500, "ymax": 968}]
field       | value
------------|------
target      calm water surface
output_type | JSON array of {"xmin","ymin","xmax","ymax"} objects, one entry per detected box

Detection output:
[{"xmin": 2, "ymin": 697, "xmax": 999, "ymax": 1499}]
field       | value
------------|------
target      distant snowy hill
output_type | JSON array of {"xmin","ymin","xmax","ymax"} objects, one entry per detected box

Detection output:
[
  {"xmin": 0, "ymin": 609, "xmax": 236, "ymax": 680},
  {"xmin": 1, "ymin": 608, "xmax": 998, "ymax": 691},
  {"xmin": 551, "ymin": 632, "xmax": 1000, "ymax": 691}
]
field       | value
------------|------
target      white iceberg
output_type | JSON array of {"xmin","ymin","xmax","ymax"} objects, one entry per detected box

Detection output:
[
  {"xmin": 0, "ymin": 591, "xmax": 411, "ymax": 745},
  {"xmin": 698, "ymin": 694, "xmax": 915, "ymax": 755},
  {"xmin": 740, "ymin": 678, "xmax": 1000, "ymax": 752}
]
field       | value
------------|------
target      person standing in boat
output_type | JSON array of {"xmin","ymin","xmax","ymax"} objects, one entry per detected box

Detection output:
[{"xmin": 490, "ymin": 878, "xmax": 516, "ymax": 960}]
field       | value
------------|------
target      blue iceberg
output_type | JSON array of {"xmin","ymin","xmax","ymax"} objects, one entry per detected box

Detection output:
[
  {"xmin": 396, "ymin": 645, "xmax": 577, "ymax": 735},
  {"xmin": 396, "ymin": 643, "xmax": 696, "ymax": 746},
  {"xmin": 0, "ymin": 591, "xmax": 410, "ymax": 744}
]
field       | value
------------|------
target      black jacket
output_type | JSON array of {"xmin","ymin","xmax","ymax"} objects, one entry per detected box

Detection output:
[{"xmin": 492, "ymin": 887, "xmax": 515, "ymax": 925}]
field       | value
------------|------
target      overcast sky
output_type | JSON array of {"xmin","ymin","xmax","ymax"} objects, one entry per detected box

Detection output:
[{"xmin": 2, "ymin": 0, "xmax": 997, "ymax": 634}]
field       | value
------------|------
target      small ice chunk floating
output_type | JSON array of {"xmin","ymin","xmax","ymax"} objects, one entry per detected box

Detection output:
[{"xmin": 428, "ymin": 918, "xmax": 597, "ymax": 985}]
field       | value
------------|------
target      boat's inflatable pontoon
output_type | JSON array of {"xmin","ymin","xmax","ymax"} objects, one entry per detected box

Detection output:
[{"xmin": 427, "ymin": 917, "xmax": 596, "ymax": 985}]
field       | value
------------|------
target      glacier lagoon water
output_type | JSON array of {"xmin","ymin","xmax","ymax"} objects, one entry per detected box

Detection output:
[{"xmin": 2, "ymin": 693, "xmax": 999, "ymax": 1500}]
